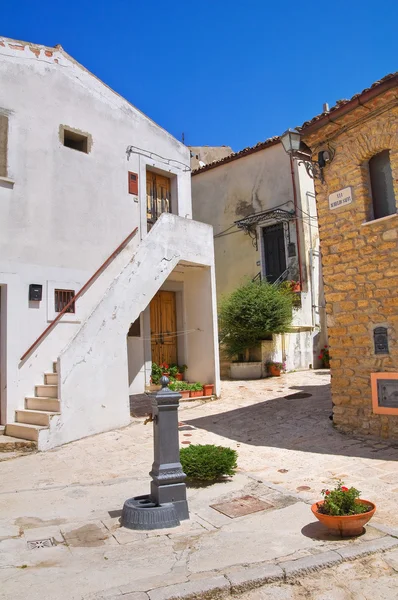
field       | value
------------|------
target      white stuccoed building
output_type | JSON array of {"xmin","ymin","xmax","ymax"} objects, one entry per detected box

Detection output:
[
  {"xmin": 191, "ymin": 139, "xmax": 327, "ymax": 377},
  {"xmin": 0, "ymin": 38, "xmax": 220, "ymax": 450}
]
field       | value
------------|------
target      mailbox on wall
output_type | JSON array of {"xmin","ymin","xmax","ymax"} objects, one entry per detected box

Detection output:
[
  {"xmin": 29, "ymin": 284, "xmax": 43, "ymax": 302},
  {"xmin": 374, "ymin": 327, "xmax": 389, "ymax": 354}
]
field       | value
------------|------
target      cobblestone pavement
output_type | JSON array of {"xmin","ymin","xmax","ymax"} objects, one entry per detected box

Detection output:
[
  {"xmin": 184, "ymin": 370, "xmax": 398, "ymax": 527},
  {"xmin": 240, "ymin": 549, "xmax": 398, "ymax": 599},
  {"xmin": 0, "ymin": 370, "xmax": 398, "ymax": 600}
]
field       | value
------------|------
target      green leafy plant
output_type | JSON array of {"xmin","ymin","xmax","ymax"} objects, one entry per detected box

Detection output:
[
  {"xmin": 265, "ymin": 360, "xmax": 286, "ymax": 371},
  {"xmin": 317, "ymin": 481, "xmax": 371, "ymax": 516},
  {"xmin": 180, "ymin": 444, "xmax": 238, "ymax": 482},
  {"xmin": 187, "ymin": 382, "xmax": 203, "ymax": 391},
  {"xmin": 169, "ymin": 380, "xmax": 190, "ymax": 392},
  {"xmin": 151, "ymin": 362, "xmax": 188, "ymax": 384},
  {"xmin": 150, "ymin": 362, "xmax": 163, "ymax": 385},
  {"xmin": 219, "ymin": 280, "xmax": 293, "ymax": 360}
]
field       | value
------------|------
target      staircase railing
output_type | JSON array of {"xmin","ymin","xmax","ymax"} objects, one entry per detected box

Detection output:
[{"xmin": 20, "ymin": 227, "xmax": 139, "ymax": 362}]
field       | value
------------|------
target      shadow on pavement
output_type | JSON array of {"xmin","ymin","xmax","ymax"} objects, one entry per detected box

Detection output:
[{"xmin": 185, "ymin": 382, "xmax": 398, "ymax": 461}]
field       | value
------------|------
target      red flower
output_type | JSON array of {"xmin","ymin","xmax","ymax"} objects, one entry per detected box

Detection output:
[
  {"xmin": 324, "ymin": 345, "xmax": 328, "ymax": 348},
  {"xmin": 341, "ymin": 486, "xmax": 349, "ymax": 492},
  {"xmin": 325, "ymin": 490, "xmax": 330, "ymax": 495},
  {"xmin": 318, "ymin": 355, "xmax": 322, "ymax": 360},
  {"xmin": 161, "ymin": 362, "xmax": 169, "ymax": 370}
]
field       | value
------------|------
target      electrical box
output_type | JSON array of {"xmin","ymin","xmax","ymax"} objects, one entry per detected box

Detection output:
[
  {"xmin": 128, "ymin": 172, "xmax": 139, "ymax": 195},
  {"xmin": 29, "ymin": 284, "xmax": 43, "ymax": 302}
]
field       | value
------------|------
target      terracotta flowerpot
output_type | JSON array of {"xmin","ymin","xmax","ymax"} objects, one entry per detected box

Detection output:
[
  {"xmin": 179, "ymin": 390, "xmax": 190, "ymax": 399},
  {"xmin": 176, "ymin": 373, "xmax": 183, "ymax": 381},
  {"xmin": 268, "ymin": 365, "xmax": 281, "ymax": 377},
  {"xmin": 311, "ymin": 500, "xmax": 376, "ymax": 537},
  {"xmin": 189, "ymin": 390, "xmax": 203, "ymax": 398},
  {"xmin": 203, "ymin": 384, "xmax": 214, "ymax": 396}
]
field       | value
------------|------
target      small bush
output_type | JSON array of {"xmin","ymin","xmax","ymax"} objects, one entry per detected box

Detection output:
[
  {"xmin": 219, "ymin": 280, "xmax": 293, "ymax": 360},
  {"xmin": 180, "ymin": 444, "xmax": 238, "ymax": 482}
]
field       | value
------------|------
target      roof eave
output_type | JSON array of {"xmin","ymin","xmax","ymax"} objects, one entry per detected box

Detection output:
[{"xmin": 300, "ymin": 74, "xmax": 398, "ymax": 136}]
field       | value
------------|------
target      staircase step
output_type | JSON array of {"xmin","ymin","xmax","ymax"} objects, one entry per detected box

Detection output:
[
  {"xmin": 35, "ymin": 384, "xmax": 58, "ymax": 398},
  {"xmin": 16, "ymin": 409, "xmax": 59, "ymax": 427},
  {"xmin": 45, "ymin": 372, "xmax": 58, "ymax": 385},
  {"xmin": 26, "ymin": 397, "xmax": 60, "ymax": 412},
  {"xmin": 5, "ymin": 423, "xmax": 46, "ymax": 442}
]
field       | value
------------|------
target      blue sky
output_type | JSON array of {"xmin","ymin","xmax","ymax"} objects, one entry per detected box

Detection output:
[{"xmin": 2, "ymin": 1, "xmax": 396, "ymax": 151}]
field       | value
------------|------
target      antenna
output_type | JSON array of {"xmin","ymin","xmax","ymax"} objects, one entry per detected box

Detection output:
[{"xmin": 181, "ymin": 132, "xmax": 185, "ymax": 144}]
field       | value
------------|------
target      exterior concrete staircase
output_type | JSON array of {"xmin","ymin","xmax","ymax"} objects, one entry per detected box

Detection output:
[{"xmin": 5, "ymin": 363, "xmax": 60, "ymax": 444}]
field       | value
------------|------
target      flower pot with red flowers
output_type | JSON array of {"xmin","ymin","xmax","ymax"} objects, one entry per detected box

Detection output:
[
  {"xmin": 319, "ymin": 346, "xmax": 330, "ymax": 369},
  {"xmin": 311, "ymin": 481, "xmax": 376, "ymax": 537},
  {"xmin": 188, "ymin": 383, "xmax": 204, "ymax": 398},
  {"xmin": 151, "ymin": 362, "xmax": 189, "ymax": 384},
  {"xmin": 265, "ymin": 361, "xmax": 285, "ymax": 377},
  {"xmin": 203, "ymin": 384, "xmax": 214, "ymax": 396}
]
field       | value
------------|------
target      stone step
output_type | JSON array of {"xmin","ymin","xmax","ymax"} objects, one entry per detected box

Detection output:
[
  {"xmin": 35, "ymin": 384, "xmax": 58, "ymax": 398},
  {"xmin": 25, "ymin": 397, "xmax": 60, "ymax": 412},
  {"xmin": 44, "ymin": 372, "xmax": 58, "ymax": 385},
  {"xmin": 16, "ymin": 409, "xmax": 59, "ymax": 427},
  {"xmin": 5, "ymin": 423, "xmax": 46, "ymax": 442}
]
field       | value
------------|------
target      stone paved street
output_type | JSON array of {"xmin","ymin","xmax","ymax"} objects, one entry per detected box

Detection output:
[
  {"xmin": 0, "ymin": 370, "xmax": 398, "ymax": 599},
  {"xmin": 186, "ymin": 370, "xmax": 398, "ymax": 527},
  {"xmin": 240, "ymin": 549, "xmax": 398, "ymax": 599}
]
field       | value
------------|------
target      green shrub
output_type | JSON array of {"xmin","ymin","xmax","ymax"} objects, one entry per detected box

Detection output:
[
  {"xmin": 180, "ymin": 444, "xmax": 238, "ymax": 481},
  {"xmin": 219, "ymin": 280, "xmax": 293, "ymax": 360}
]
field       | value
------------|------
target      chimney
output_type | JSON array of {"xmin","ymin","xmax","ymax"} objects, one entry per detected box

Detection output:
[{"xmin": 323, "ymin": 102, "xmax": 330, "ymax": 113}]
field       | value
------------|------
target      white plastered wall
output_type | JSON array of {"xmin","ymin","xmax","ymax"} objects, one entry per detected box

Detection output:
[
  {"xmin": 192, "ymin": 143, "xmax": 323, "ymax": 373},
  {"xmin": 0, "ymin": 39, "xmax": 221, "ymax": 433}
]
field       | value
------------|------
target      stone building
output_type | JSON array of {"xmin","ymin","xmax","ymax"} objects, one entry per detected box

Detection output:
[{"xmin": 299, "ymin": 72, "xmax": 398, "ymax": 439}]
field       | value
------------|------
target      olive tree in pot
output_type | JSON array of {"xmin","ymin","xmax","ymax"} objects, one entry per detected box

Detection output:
[{"xmin": 219, "ymin": 280, "xmax": 293, "ymax": 380}]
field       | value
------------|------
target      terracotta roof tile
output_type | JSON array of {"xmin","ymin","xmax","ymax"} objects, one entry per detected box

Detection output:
[
  {"xmin": 191, "ymin": 136, "xmax": 280, "ymax": 175},
  {"xmin": 299, "ymin": 71, "xmax": 398, "ymax": 131}
]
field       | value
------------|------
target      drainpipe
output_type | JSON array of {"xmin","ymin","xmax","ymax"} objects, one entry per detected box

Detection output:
[{"xmin": 289, "ymin": 156, "xmax": 304, "ymax": 289}]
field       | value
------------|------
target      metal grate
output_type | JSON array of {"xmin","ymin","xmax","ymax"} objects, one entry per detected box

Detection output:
[
  {"xmin": 27, "ymin": 538, "xmax": 54, "ymax": 550},
  {"xmin": 54, "ymin": 289, "xmax": 75, "ymax": 313}
]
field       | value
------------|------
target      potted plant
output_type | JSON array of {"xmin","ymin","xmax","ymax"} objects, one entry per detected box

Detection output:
[
  {"xmin": 203, "ymin": 383, "xmax": 214, "ymax": 396},
  {"xmin": 169, "ymin": 380, "xmax": 190, "ymax": 399},
  {"xmin": 319, "ymin": 346, "xmax": 330, "ymax": 368},
  {"xmin": 150, "ymin": 362, "xmax": 163, "ymax": 385},
  {"xmin": 188, "ymin": 383, "xmax": 204, "ymax": 398},
  {"xmin": 311, "ymin": 481, "xmax": 376, "ymax": 537},
  {"xmin": 177, "ymin": 364, "xmax": 188, "ymax": 381},
  {"xmin": 219, "ymin": 281, "xmax": 293, "ymax": 380},
  {"xmin": 266, "ymin": 360, "xmax": 285, "ymax": 377}
]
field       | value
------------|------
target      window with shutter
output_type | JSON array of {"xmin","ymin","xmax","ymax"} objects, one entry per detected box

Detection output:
[{"xmin": 368, "ymin": 150, "xmax": 396, "ymax": 220}]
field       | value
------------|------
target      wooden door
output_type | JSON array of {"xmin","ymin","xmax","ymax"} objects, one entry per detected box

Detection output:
[
  {"xmin": 150, "ymin": 291, "xmax": 177, "ymax": 365},
  {"xmin": 146, "ymin": 172, "xmax": 171, "ymax": 224},
  {"xmin": 262, "ymin": 223, "xmax": 287, "ymax": 283}
]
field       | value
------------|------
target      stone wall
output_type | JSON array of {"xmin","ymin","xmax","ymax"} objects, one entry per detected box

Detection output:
[{"xmin": 302, "ymin": 90, "xmax": 398, "ymax": 439}]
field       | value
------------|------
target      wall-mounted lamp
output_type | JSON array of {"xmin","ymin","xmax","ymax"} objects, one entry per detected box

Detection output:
[{"xmin": 280, "ymin": 128, "xmax": 334, "ymax": 183}]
